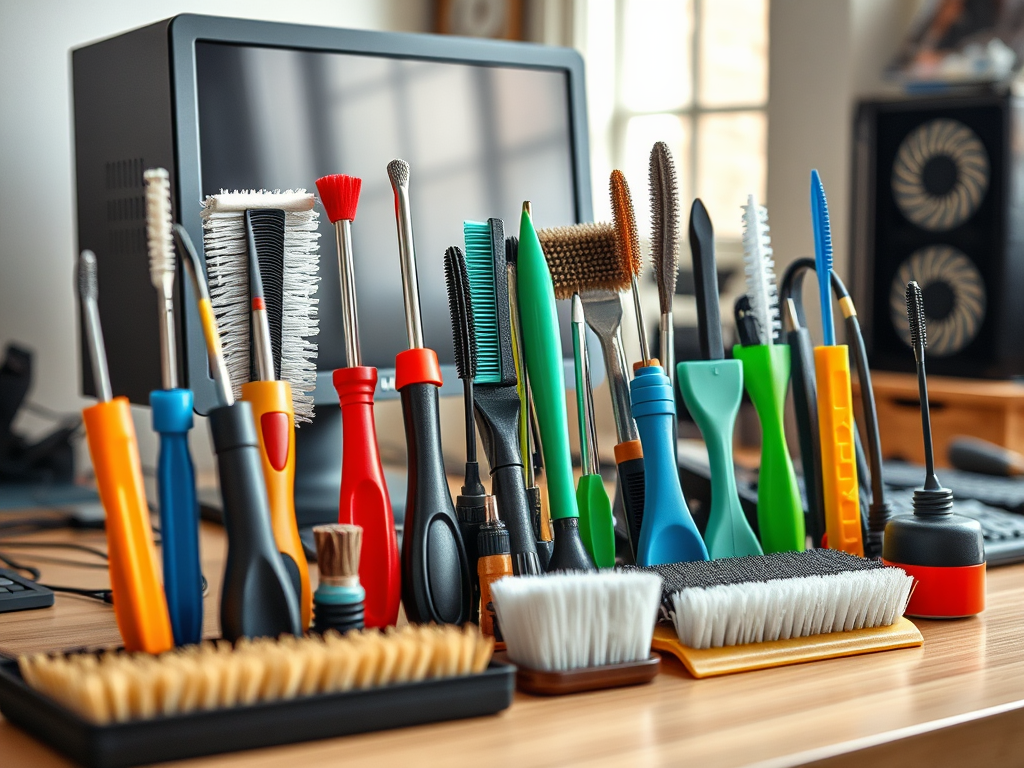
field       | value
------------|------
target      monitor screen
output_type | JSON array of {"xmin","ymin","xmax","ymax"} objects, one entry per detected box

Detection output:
[{"xmin": 194, "ymin": 42, "xmax": 579, "ymax": 378}]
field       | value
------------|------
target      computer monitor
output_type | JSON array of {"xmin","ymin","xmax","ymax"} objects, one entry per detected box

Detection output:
[{"xmin": 72, "ymin": 14, "xmax": 593, "ymax": 525}]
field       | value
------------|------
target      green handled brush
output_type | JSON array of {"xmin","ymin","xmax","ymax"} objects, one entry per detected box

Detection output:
[
  {"xmin": 571, "ymin": 293, "xmax": 615, "ymax": 568},
  {"xmin": 516, "ymin": 204, "xmax": 595, "ymax": 572}
]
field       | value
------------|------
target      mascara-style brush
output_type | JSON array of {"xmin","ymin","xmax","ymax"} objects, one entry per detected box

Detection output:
[
  {"xmin": 882, "ymin": 281, "xmax": 985, "ymax": 618},
  {"xmin": 444, "ymin": 245, "xmax": 487, "ymax": 622},
  {"xmin": 650, "ymin": 142, "xmax": 679, "ymax": 385},
  {"xmin": 613, "ymin": 171, "xmax": 706, "ymax": 566}
]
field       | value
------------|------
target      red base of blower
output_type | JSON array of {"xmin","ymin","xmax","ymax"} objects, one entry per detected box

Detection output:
[{"xmin": 883, "ymin": 560, "xmax": 985, "ymax": 618}]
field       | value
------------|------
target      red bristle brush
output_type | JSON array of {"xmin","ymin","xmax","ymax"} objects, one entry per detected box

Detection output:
[{"xmin": 315, "ymin": 173, "xmax": 401, "ymax": 628}]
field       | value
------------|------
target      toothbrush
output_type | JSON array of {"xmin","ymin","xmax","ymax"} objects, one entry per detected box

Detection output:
[
  {"xmin": 516, "ymin": 203, "xmax": 595, "ymax": 572},
  {"xmin": 732, "ymin": 195, "xmax": 805, "ymax": 553},
  {"xmin": 78, "ymin": 249, "xmax": 174, "ymax": 654},
  {"xmin": 612, "ymin": 170, "xmax": 707, "ymax": 566},
  {"xmin": 811, "ymin": 170, "xmax": 864, "ymax": 556},
  {"xmin": 388, "ymin": 159, "xmax": 473, "ymax": 622},
  {"xmin": 676, "ymin": 199, "xmax": 761, "ymax": 559},
  {"xmin": 316, "ymin": 173, "xmax": 400, "ymax": 628},
  {"xmin": 143, "ymin": 168, "xmax": 202, "ymax": 646},
  {"xmin": 572, "ymin": 293, "xmax": 615, "ymax": 567},
  {"xmin": 463, "ymin": 220, "xmax": 540, "ymax": 576},
  {"xmin": 175, "ymin": 224, "xmax": 301, "ymax": 641}
]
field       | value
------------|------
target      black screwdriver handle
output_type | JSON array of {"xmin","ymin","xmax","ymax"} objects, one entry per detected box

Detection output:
[
  {"xmin": 209, "ymin": 402, "xmax": 302, "ymax": 641},
  {"xmin": 788, "ymin": 326, "xmax": 826, "ymax": 547},
  {"xmin": 400, "ymin": 381, "xmax": 472, "ymax": 624},
  {"xmin": 617, "ymin": 452, "xmax": 646, "ymax": 559}
]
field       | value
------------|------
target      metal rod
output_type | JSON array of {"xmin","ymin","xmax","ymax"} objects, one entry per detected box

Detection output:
[
  {"xmin": 389, "ymin": 163, "xmax": 424, "ymax": 350},
  {"xmin": 631, "ymin": 275, "xmax": 650, "ymax": 365},
  {"xmin": 157, "ymin": 293, "xmax": 177, "ymax": 390},
  {"xmin": 336, "ymin": 219, "xmax": 361, "ymax": 367},
  {"xmin": 79, "ymin": 250, "xmax": 112, "ymax": 402}
]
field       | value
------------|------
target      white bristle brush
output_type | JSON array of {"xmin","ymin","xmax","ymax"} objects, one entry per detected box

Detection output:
[
  {"xmin": 741, "ymin": 194, "xmax": 780, "ymax": 346},
  {"xmin": 491, "ymin": 571, "xmax": 663, "ymax": 672},
  {"xmin": 201, "ymin": 189, "xmax": 320, "ymax": 423},
  {"xmin": 144, "ymin": 168, "xmax": 177, "ymax": 389}
]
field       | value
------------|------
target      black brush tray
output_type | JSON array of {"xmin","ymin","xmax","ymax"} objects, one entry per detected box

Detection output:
[{"xmin": 0, "ymin": 656, "xmax": 515, "ymax": 768}]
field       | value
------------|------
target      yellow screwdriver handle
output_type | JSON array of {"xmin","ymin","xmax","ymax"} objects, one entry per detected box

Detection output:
[
  {"xmin": 83, "ymin": 397, "xmax": 174, "ymax": 653},
  {"xmin": 241, "ymin": 380, "xmax": 312, "ymax": 629},
  {"xmin": 814, "ymin": 345, "xmax": 864, "ymax": 556}
]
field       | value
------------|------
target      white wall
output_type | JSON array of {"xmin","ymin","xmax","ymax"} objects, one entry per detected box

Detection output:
[{"xmin": 0, "ymin": 1, "xmax": 431, "ymax": 475}]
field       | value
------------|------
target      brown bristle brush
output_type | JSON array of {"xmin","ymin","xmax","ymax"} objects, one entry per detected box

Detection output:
[
  {"xmin": 610, "ymin": 169, "xmax": 651, "ymax": 367},
  {"xmin": 312, "ymin": 523, "xmax": 365, "ymax": 634},
  {"xmin": 535, "ymin": 209, "xmax": 648, "ymax": 559},
  {"xmin": 649, "ymin": 142, "xmax": 680, "ymax": 383}
]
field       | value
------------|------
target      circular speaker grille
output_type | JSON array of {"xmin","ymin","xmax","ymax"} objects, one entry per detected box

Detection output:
[
  {"xmin": 889, "ymin": 246, "xmax": 986, "ymax": 357},
  {"xmin": 891, "ymin": 118, "xmax": 989, "ymax": 231}
]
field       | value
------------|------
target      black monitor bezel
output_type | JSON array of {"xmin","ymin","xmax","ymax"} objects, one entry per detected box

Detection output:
[{"xmin": 167, "ymin": 14, "xmax": 592, "ymax": 413}]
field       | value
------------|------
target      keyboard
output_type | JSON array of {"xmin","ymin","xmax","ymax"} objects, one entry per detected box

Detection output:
[
  {"xmin": 0, "ymin": 568, "xmax": 54, "ymax": 613},
  {"xmin": 883, "ymin": 461, "xmax": 1024, "ymax": 514}
]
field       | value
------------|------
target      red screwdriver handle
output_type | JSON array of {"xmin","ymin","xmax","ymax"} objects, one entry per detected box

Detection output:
[{"xmin": 334, "ymin": 365, "xmax": 400, "ymax": 627}]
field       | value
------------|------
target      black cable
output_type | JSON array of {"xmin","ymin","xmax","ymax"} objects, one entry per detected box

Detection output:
[
  {"xmin": 0, "ymin": 550, "xmax": 40, "ymax": 580},
  {"xmin": 779, "ymin": 259, "xmax": 891, "ymax": 557},
  {"xmin": 42, "ymin": 585, "xmax": 113, "ymax": 603}
]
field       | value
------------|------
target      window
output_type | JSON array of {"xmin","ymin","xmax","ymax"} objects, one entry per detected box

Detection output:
[{"xmin": 584, "ymin": 0, "xmax": 769, "ymax": 245}]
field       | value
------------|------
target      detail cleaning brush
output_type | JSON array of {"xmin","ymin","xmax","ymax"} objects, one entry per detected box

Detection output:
[
  {"xmin": 882, "ymin": 281, "xmax": 985, "ymax": 618},
  {"xmin": 463, "ymin": 219, "xmax": 540, "ymax": 577},
  {"xmin": 677, "ymin": 200, "xmax": 761, "ymax": 559},
  {"xmin": 649, "ymin": 141, "xmax": 679, "ymax": 387},
  {"xmin": 78, "ymin": 249, "xmax": 174, "ymax": 654},
  {"xmin": 143, "ymin": 168, "xmax": 202, "ymax": 647},
  {"xmin": 538, "ymin": 222, "xmax": 646, "ymax": 561},
  {"xmin": 733, "ymin": 195, "xmax": 805, "ymax": 554},
  {"xmin": 175, "ymin": 224, "xmax": 301, "ymax": 641},
  {"xmin": 316, "ymin": 172, "xmax": 400, "ymax": 629},
  {"xmin": 612, "ymin": 171, "xmax": 706, "ymax": 566},
  {"xmin": 810, "ymin": 170, "xmax": 863, "ymax": 556},
  {"xmin": 388, "ymin": 159, "xmax": 472, "ymax": 623},
  {"xmin": 627, "ymin": 549, "xmax": 920, "ymax": 677}
]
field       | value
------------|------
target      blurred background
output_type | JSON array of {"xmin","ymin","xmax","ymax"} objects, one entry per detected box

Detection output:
[{"xmin": 0, "ymin": 0, "xmax": 918, "ymax": 482}]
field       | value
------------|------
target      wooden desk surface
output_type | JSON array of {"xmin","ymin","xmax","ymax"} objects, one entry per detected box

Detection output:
[{"xmin": 2, "ymin": 519, "xmax": 1024, "ymax": 767}]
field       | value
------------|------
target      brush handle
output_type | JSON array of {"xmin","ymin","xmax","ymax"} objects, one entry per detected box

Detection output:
[
  {"xmin": 788, "ymin": 327, "xmax": 826, "ymax": 548},
  {"xmin": 733, "ymin": 344, "xmax": 806, "ymax": 553},
  {"xmin": 397, "ymin": 349, "xmax": 472, "ymax": 623},
  {"xmin": 676, "ymin": 360, "xmax": 762, "ymax": 559},
  {"xmin": 241, "ymin": 380, "xmax": 311, "ymax": 630},
  {"xmin": 473, "ymin": 385, "xmax": 540, "ymax": 575},
  {"xmin": 515, "ymin": 212, "xmax": 577, "ymax": 522},
  {"xmin": 83, "ymin": 398, "xmax": 174, "ymax": 654},
  {"xmin": 150, "ymin": 389, "xmax": 203, "ymax": 647},
  {"xmin": 334, "ymin": 366, "xmax": 401, "ymax": 628},
  {"xmin": 631, "ymin": 366, "xmax": 709, "ymax": 566},
  {"xmin": 814, "ymin": 345, "xmax": 864, "ymax": 556},
  {"xmin": 576, "ymin": 474, "xmax": 615, "ymax": 568},
  {"xmin": 209, "ymin": 401, "xmax": 302, "ymax": 641},
  {"xmin": 615, "ymin": 442, "xmax": 646, "ymax": 557}
]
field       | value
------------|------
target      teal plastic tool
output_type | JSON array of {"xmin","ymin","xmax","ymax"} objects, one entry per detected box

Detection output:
[
  {"xmin": 676, "ymin": 360, "xmax": 762, "ymax": 559},
  {"xmin": 631, "ymin": 364, "xmax": 708, "ymax": 565}
]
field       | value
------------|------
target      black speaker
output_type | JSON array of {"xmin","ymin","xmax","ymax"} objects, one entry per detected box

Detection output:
[{"xmin": 852, "ymin": 93, "xmax": 1024, "ymax": 379}]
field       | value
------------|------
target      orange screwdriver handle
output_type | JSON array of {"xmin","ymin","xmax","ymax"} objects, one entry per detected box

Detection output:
[
  {"xmin": 82, "ymin": 397, "xmax": 173, "ymax": 654},
  {"xmin": 334, "ymin": 366, "xmax": 400, "ymax": 628},
  {"xmin": 241, "ymin": 380, "xmax": 311, "ymax": 629},
  {"xmin": 814, "ymin": 345, "xmax": 864, "ymax": 556}
]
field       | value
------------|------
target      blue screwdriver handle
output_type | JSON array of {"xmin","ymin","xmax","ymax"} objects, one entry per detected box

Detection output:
[
  {"xmin": 631, "ymin": 365, "xmax": 709, "ymax": 566},
  {"xmin": 151, "ymin": 388, "xmax": 203, "ymax": 646}
]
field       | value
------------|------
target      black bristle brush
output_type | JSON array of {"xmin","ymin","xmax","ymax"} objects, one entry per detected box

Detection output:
[{"xmin": 444, "ymin": 245, "xmax": 487, "ymax": 622}]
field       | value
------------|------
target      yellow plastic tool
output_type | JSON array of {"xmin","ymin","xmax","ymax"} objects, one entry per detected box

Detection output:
[
  {"xmin": 814, "ymin": 345, "xmax": 864, "ymax": 556},
  {"xmin": 652, "ymin": 616, "xmax": 922, "ymax": 678},
  {"xmin": 82, "ymin": 397, "xmax": 174, "ymax": 654},
  {"xmin": 241, "ymin": 379, "xmax": 311, "ymax": 629}
]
